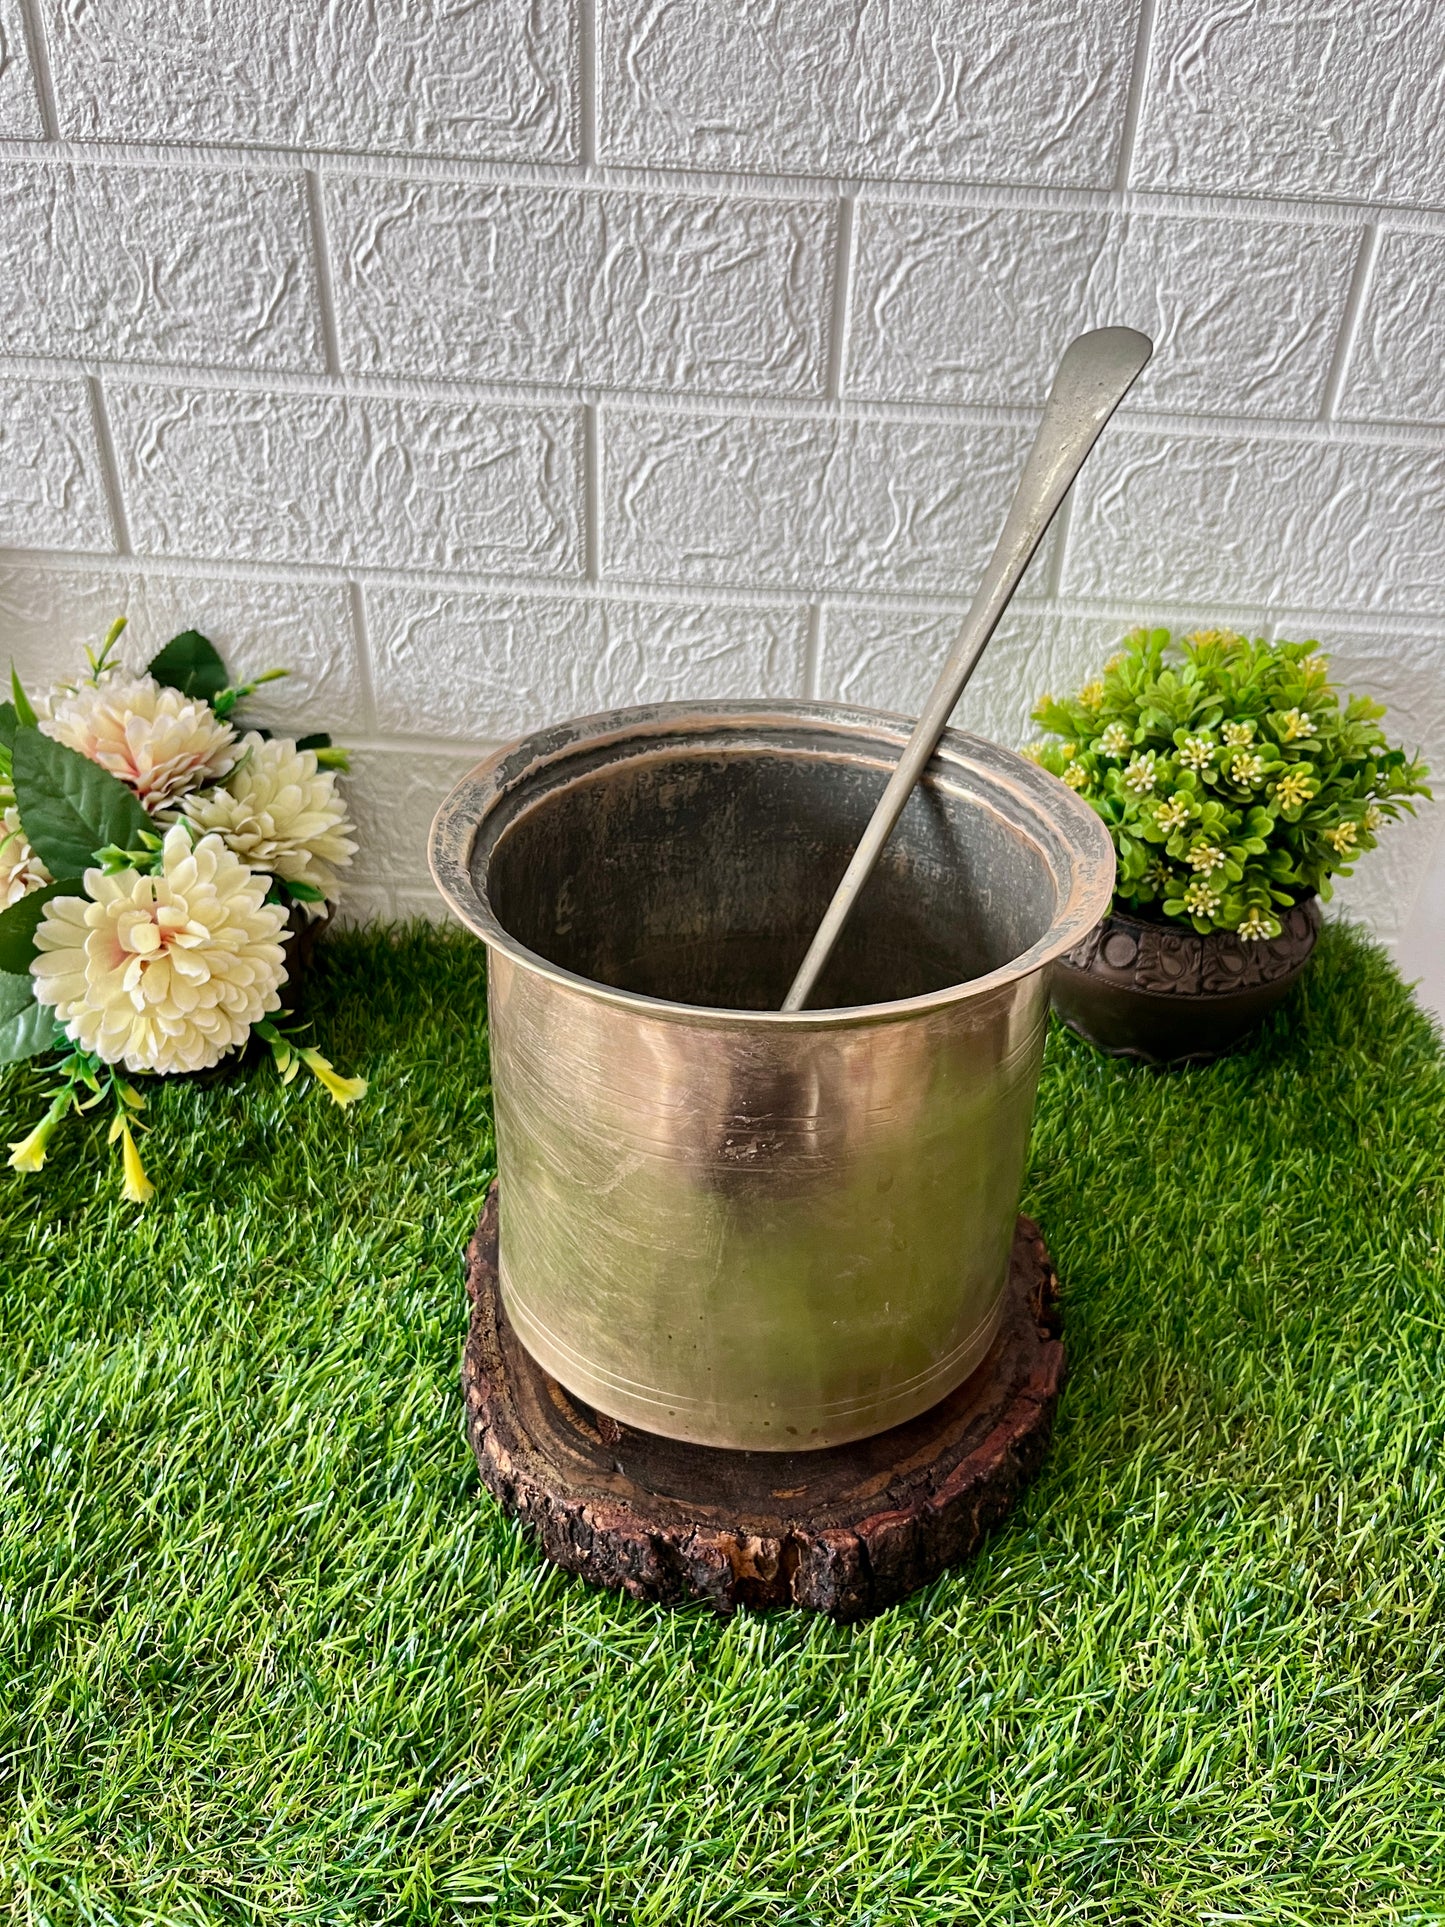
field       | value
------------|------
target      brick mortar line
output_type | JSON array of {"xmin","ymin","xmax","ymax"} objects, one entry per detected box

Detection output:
[
  {"xmin": 1112, "ymin": 0, "xmax": 1158, "ymax": 193},
  {"xmin": 801, "ymin": 605, "xmax": 824, "ymax": 700},
  {"xmin": 1319, "ymin": 226, "xmax": 1381, "ymax": 421},
  {"xmin": 84, "ymin": 377, "xmax": 132, "ymax": 556},
  {"xmin": 6, "ymin": 357, "xmax": 1445, "ymax": 449},
  {"xmin": 15, "ymin": 0, "xmax": 60, "ymax": 142},
  {"xmin": 825, "ymin": 193, "xmax": 856, "ymax": 401},
  {"xmin": 4, "ymin": 545, "xmax": 1445, "ymax": 640},
  {"xmin": 577, "ymin": 0, "xmax": 596, "ymax": 169},
  {"xmin": 5, "ymin": 136, "xmax": 1445, "ymax": 233},
  {"xmin": 348, "ymin": 582, "xmax": 380, "ymax": 735},
  {"xmin": 303, "ymin": 169, "xmax": 345, "ymax": 379}
]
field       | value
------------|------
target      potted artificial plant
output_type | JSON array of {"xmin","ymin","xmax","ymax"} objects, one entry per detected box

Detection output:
[{"xmin": 1028, "ymin": 628, "xmax": 1432, "ymax": 1065}]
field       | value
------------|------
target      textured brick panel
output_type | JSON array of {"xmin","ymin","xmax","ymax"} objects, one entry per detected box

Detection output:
[
  {"xmin": 106, "ymin": 386, "xmax": 585, "ymax": 577},
  {"xmin": 46, "ymin": 0, "xmax": 577, "ymax": 161},
  {"xmin": 0, "ymin": 378, "xmax": 112, "ymax": 552},
  {"xmin": 1333, "ymin": 803, "xmax": 1442, "ymax": 940},
  {"xmin": 848, "ymin": 203, "xmax": 1354, "ymax": 417},
  {"xmin": 1339, "ymin": 231, "xmax": 1445, "ymax": 427},
  {"xmin": 817, "ymin": 604, "xmax": 1211, "ymax": 746},
  {"xmin": 0, "ymin": 564, "xmax": 366, "ymax": 731},
  {"xmin": 1388, "ymin": 815, "xmax": 1445, "ymax": 1008},
  {"xmin": 0, "ymin": 0, "xmax": 42, "ymax": 135},
  {"xmin": 367, "ymin": 588, "xmax": 809, "ymax": 739},
  {"xmin": 1134, "ymin": 0, "xmax": 1445, "ymax": 206},
  {"xmin": 848, "ymin": 206, "xmax": 1109, "ymax": 407},
  {"xmin": 598, "ymin": 0, "xmax": 1140, "ymax": 187},
  {"xmin": 329, "ymin": 177, "xmax": 834, "ymax": 398},
  {"xmin": 1064, "ymin": 431, "xmax": 1445, "ymax": 615},
  {"xmin": 332, "ymin": 882, "xmax": 399, "ymax": 927},
  {"xmin": 0, "ymin": 163, "xmax": 325, "ymax": 372},
  {"xmin": 345, "ymin": 745, "xmax": 488, "ymax": 884},
  {"xmin": 603, "ymin": 411, "xmax": 1057, "ymax": 595}
]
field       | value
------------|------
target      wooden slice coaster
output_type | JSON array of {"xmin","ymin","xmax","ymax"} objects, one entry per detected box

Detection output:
[{"xmin": 462, "ymin": 1183, "xmax": 1065, "ymax": 1621}]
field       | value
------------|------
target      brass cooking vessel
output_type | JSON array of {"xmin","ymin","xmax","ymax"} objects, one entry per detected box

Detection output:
[{"xmin": 430, "ymin": 701, "xmax": 1114, "ymax": 1450}]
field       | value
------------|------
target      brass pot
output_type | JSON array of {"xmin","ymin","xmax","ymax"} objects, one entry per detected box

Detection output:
[{"xmin": 430, "ymin": 702, "xmax": 1113, "ymax": 1450}]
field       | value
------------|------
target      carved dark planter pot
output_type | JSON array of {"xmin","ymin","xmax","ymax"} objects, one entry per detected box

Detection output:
[{"xmin": 1051, "ymin": 896, "xmax": 1322, "ymax": 1067}]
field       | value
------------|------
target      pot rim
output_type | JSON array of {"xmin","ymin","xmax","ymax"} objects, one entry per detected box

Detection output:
[{"xmin": 428, "ymin": 699, "xmax": 1117, "ymax": 1029}]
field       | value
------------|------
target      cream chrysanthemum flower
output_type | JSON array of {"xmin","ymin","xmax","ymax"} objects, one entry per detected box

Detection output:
[
  {"xmin": 30, "ymin": 827, "xmax": 288, "ymax": 1075},
  {"xmin": 0, "ymin": 807, "xmax": 51, "ymax": 906},
  {"xmin": 43, "ymin": 673, "xmax": 236, "ymax": 811},
  {"xmin": 180, "ymin": 733, "xmax": 356, "ymax": 914}
]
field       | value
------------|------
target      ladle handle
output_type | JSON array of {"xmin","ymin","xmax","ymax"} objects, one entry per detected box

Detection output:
[{"xmin": 781, "ymin": 325, "xmax": 1153, "ymax": 1014}]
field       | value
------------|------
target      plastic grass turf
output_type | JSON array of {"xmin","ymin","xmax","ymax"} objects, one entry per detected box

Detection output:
[{"xmin": 2, "ymin": 922, "xmax": 1443, "ymax": 1925}]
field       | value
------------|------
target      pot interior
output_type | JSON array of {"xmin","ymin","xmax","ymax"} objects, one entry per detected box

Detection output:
[{"xmin": 485, "ymin": 741, "xmax": 1060, "ymax": 1010}]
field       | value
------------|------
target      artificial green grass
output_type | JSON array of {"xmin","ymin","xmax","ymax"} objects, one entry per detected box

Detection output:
[{"xmin": 1, "ymin": 922, "xmax": 1443, "ymax": 1925}]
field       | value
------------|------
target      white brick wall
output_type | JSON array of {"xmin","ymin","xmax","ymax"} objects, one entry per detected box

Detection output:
[{"xmin": 1, "ymin": 0, "xmax": 1441, "ymax": 1012}]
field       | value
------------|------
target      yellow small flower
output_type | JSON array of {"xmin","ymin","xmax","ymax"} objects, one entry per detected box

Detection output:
[
  {"xmin": 1325, "ymin": 821, "xmax": 1358, "ymax": 855},
  {"xmin": 1186, "ymin": 629, "xmax": 1244, "ymax": 649},
  {"xmin": 1278, "ymin": 708, "xmax": 1316, "ymax": 742},
  {"xmin": 9, "ymin": 1119, "xmax": 55, "ymax": 1173},
  {"xmin": 118, "ymin": 1120, "xmax": 155, "ymax": 1205},
  {"xmin": 299, "ymin": 1048, "xmax": 367, "ymax": 1107},
  {"xmin": 1187, "ymin": 843, "xmax": 1227, "ymax": 875},
  {"xmin": 1222, "ymin": 720, "xmax": 1256, "ymax": 747},
  {"xmin": 1078, "ymin": 681, "xmax": 1104, "ymax": 710},
  {"xmin": 1230, "ymin": 751, "xmax": 1267, "ymax": 786},
  {"xmin": 1182, "ymin": 878, "xmax": 1222, "ymax": 916},
  {"xmin": 1363, "ymin": 802, "xmax": 1384, "ymax": 832},
  {"xmin": 1097, "ymin": 722, "xmax": 1131, "ymax": 757},
  {"xmin": 1059, "ymin": 742, "xmax": 1077, "ymax": 761},
  {"xmin": 1063, "ymin": 763, "xmax": 1089, "ymax": 791},
  {"xmin": 1273, "ymin": 768, "xmax": 1315, "ymax": 810},
  {"xmin": 1155, "ymin": 795, "xmax": 1193, "ymax": 833},
  {"xmin": 7, "ymin": 1094, "xmax": 70, "ymax": 1174},
  {"xmin": 1301, "ymin": 652, "xmax": 1327, "ymax": 678}
]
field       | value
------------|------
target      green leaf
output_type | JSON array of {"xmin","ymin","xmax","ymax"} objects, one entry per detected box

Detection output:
[
  {"xmin": 0, "ymin": 881, "xmax": 79, "ymax": 974},
  {"xmin": 147, "ymin": 630, "xmax": 228, "ymax": 704},
  {"xmin": 12, "ymin": 728, "xmax": 156, "ymax": 878},
  {"xmin": 10, "ymin": 668, "xmax": 36, "ymax": 727},
  {"xmin": 0, "ymin": 970, "xmax": 59, "ymax": 1063},
  {"xmin": 283, "ymin": 878, "xmax": 326, "ymax": 903},
  {"xmin": 0, "ymin": 701, "xmax": 18, "ymax": 753}
]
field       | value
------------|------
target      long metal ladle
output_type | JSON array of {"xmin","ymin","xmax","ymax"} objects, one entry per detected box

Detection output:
[{"xmin": 781, "ymin": 325, "xmax": 1153, "ymax": 1013}]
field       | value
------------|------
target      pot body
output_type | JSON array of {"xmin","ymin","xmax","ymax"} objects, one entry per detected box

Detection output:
[
  {"xmin": 430, "ymin": 702, "xmax": 1114, "ymax": 1450},
  {"xmin": 1051, "ymin": 897, "xmax": 1322, "ymax": 1066}
]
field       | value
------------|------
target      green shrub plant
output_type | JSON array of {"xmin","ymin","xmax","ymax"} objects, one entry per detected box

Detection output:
[{"xmin": 1027, "ymin": 628, "xmax": 1432, "ymax": 939}]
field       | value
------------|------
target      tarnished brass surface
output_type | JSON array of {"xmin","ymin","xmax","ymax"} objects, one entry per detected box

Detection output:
[{"xmin": 430, "ymin": 702, "xmax": 1114, "ymax": 1451}]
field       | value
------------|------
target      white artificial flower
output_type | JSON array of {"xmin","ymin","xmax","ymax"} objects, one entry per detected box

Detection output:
[
  {"xmin": 1123, "ymin": 752, "xmax": 1159, "ymax": 794},
  {"xmin": 1221, "ymin": 720, "xmax": 1256, "ymax": 748},
  {"xmin": 1178, "ymin": 735, "xmax": 1214, "ymax": 772},
  {"xmin": 1237, "ymin": 908, "xmax": 1276, "ymax": 942},
  {"xmin": 0, "ymin": 807, "xmax": 51, "ymax": 906},
  {"xmin": 1182, "ymin": 878, "xmax": 1222, "ymax": 917},
  {"xmin": 1229, "ymin": 751, "xmax": 1267, "ymax": 786},
  {"xmin": 180, "ymin": 733, "xmax": 356, "ymax": 915},
  {"xmin": 1186, "ymin": 842, "xmax": 1227, "ymax": 875},
  {"xmin": 43, "ymin": 673, "xmax": 237, "ymax": 813},
  {"xmin": 1097, "ymin": 722, "xmax": 1131, "ymax": 758},
  {"xmin": 30, "ymin": 826, "xmax": 288, "ymax": 1075},
  {"xmin": 1155, "ymin": 795, "xmax": 1193, "ymax": 833}
]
